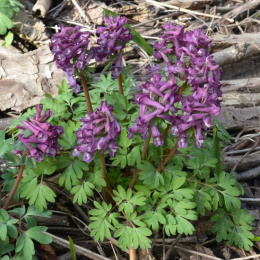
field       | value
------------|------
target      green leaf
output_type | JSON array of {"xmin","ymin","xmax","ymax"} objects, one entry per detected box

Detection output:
[
  {"xmin": 104, "ymin": 9, "xmax": 153, "ymax": 56},
  {"xmin": 20, "ymin": 177, "xmax": 56, "ymax": 211},
  {"xmin": 0, "ymin": 12, "xmax": 13, "ymax": 35},
  {"xmin": 0, "ymin": 224, "xmax": 7, "ymax": 240},
  {"xmin": 127, "ymin": 146, "xmax": 141, "ymax": 166},
  {"xmin": 15, "ymin": 233, "xmax": 35, "ymax": 260},
  {"xmin": 71, "ymin": 181, "xmax": 94, "ymax": 205},
  {"xmin": 2, "ymin": 31, "xmax": 13, "ymax": 46},
  {"xmin": 89, "ymin": 201, "xmax": 118, "ymax": 242},
  {"xmin": 227, "ymin": 226, "xmax": 254, "ymax": 251},
  {"xmin": 113, "ymin": 185, "xmax": 146, "ymax": 215},
  {"xmin": 138, "ymin": 161, "xmax": 164, "ymax": 189},
  {"xmin": 0, "ymin": 130, "xmax": 14, "ymax": 158},
  {"xmin": 176, "ymin": 216, "xmax": 195, "ymax": 235},
  {"xmin": 114, "ymin": 224, "xmax": 152, "ymax": 250},
  {"xmin": 68, "ymin": 236, "xmax": 77, "ymax": 260},
  {"xmin": 59, "ymin": 159, "xmax": 88, "ymax": 190},
  {"xmin": 26, "ymin": 226, "xmax": 52, "ymax": 244}
]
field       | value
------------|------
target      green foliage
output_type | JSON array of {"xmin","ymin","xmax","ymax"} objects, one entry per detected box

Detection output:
[
  {"xmin": 113, "ymin": 185, "xmax": 146, "ymax": 215},
  {"xmin": 0, "ymin": 207, "xmax": 52, "ymax": 260},
  {"xmin": 211, "ymin": 208, "xmax": 254, "ymax": 250},
  {"xmin": 71, "ymin": 180, "xmax": 94, "ymax": 205},
  {"xmin": 68, "ymin": 236, "xmax": 77, "ymax": 260},
  {"xmin": 0, "ymin": 130, "xmax": 14, "ymax": 158},
  {"xmin": 138, "ymin": 161, "xmax": 164, "ymax": 189},
  {"xmin": 0, "ymin": 0, "xmax": 24, "ymax": 35},
  {"xmin": 19, "ymin": 161, "xmax": 57, "ymax": 211},
  {"xmin": 59, "ymin": 158, "xmax": 88, "ymax": 190},
  {"xmin": 2, "ymin": 31, "xmax": 14, "ymax": 46},
  {"xmin": 89, "ymin": 201, "xmax": 119, "ymax": 241}
]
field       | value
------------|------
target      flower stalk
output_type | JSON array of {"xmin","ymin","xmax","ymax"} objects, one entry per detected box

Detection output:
[{"xmin": 3, "ymin": 164, "xmax": 25, "ymax": 210}]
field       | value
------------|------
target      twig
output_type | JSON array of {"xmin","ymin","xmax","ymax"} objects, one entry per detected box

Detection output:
[
  {"xmin": 47, "ymin": 232, "xmax": 110, "ymax": 260},
  {"xmin": 145, "ymin": 0, "xmax": 234, "ymax": 22},
  {"xmin": 3, "ymin": 165, "xmax": 25, "ymax": 210},
  {"xmin": 239, "ymin": 197, "xmax": 260, "ymax": 201},
  {"xmin": 236, "ymin": 165, "xmax": 260, "ymax": 181},
  {"xmin": 71, "ymin": 0, "xmax": 90, "ymax": 23},
  {"xmin": 175, "ymin": 246, "xmax": 222, "ymax": 260},
  {"xmin": 165, "ymin": 234, "xmax": 182, "ymax": 260},
  {"xmin": 232, "ymin": 138, "xmax": 260, "ymax": 172},
  {"xmin": 232, "ymin": 253, "xmax": 260, "ymax": 260}
]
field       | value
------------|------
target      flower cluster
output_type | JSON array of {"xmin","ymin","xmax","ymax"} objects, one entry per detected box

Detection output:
[
  {"xmin": 129, "ymin": 24, "xmax": 222, "ymax": 148},
  {"xmin": 94, "ymin": 15, "xmax": 133, "ymax": 76},
  {"xmin": 51, "ymin": 25, "xmax": 91, "ymax": 93},
  {"xmin": 128, "ymin": 74, "xmax": 180, "ymax": 146},
  {"xmin": 73, "ymin": 101, "xmax": 121, "ymax": 163},
  {"xmin": 15, "ymin": 105, "xmax": 64, "ymax": 162}
]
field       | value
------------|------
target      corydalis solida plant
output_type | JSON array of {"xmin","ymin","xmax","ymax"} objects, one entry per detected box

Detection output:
[{"xmin": 2, "ymin": 17, "xmax": 254, "ymax": 260}]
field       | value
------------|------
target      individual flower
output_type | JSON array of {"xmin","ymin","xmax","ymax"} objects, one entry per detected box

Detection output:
[
  {"xmin": 51, "ymin": 25, "xmax": 92, "ymax": 93},
  {"xmin": 94, "ymin": 15, "xmax": 133, "ymax": 76},
  {"xmin": 15, "ymin": 105, "xmax": 64, "ymax": 162},
  {"xmin": 73, "ymin": 101, "xmax": 121, "ymax": 163}
]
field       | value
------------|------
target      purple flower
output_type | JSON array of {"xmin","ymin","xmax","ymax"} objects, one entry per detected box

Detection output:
[
  {"xmin": 147, "ymin": 24, "xmax": 222, "ymax": 148},
  {"xmin": 94, "ymin": 16, "xmax": 133, "ymax": 76},
  {"xmin": 51, "ymin": 25, "xmax": 91, "ymax": 92},
  {"xmin": 73, "ymin": 101, "xmax": 121, "ymax": 163},
  {"xmin": 128, "ymin": 73, "xmax": 179, "ymax": 146},
  {"xmin": 15, "ymin": 105, "xmax": 64, "ymax": 162}
]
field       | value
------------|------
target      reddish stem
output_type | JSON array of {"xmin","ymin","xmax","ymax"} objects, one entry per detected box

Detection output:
[
  {"xmin": 129, "ymin": 133, "xmax": 151, "ymax": 189},
  {"xmin": 117, "ymin": 74, "xmax": 124, "ymax": 95},
  {"xmin": 80, "ymin": 72, "xmax": 93, "ymax": 113},
  {"xmin": 3, "ymin": 165, "xmax": 25, "ymax": 210},
  {"xmin": 157, "ymin": 142, "xmax": 178, "ymax": 173}
]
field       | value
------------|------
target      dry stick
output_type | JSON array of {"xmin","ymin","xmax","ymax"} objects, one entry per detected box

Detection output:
[
  {"xmin": 129, "ymin": 247, "xmax": 138, "ymax": 260},
  {"xmin": 80, "ymin": 73, "xmax": 93, "ymax": 113},
  {"xmin": 3, "ymin": 165, "xmax": 25, "ymax": 210},
  {"xmin": 129, "ymin": 133, "xmax": 151, "ymax": 189}
]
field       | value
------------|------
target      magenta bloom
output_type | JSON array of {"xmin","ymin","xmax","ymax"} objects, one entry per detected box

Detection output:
[
  {"xmin": 15, "ymin": 105, "xmax": 64, "ymax": 162},
  {"xmin": 128, "ymin": 74, "xmax": 180, "ymax": 146},
  {"xmin": 73, "ymin": 101, "xmax": 121, "ymax": 163},
  {"xmin": 94, "ymin": 16, "xmax": 133, "ymax": 76},
  {"xmin": 51, "ymin": 25, "xmax": 91, "ymax": 93},
  {"xmin": 150, "ymin": 24, "xmax": 222, "ymax": 148}
]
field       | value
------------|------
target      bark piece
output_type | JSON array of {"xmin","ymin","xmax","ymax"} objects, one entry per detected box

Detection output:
[
  {"xmin": 32, "ymin": 0, "xmax": 52, "ymax": 18},
  {"xmin": 215, "ymin": 106, "xmax": 260, "ymax": 131},
  {"xmin": 212, "ymin": 42, "xmax": 260, "ymax": 67},
  {"xmin": 0, "ymin": 45, "xmax": 65, "ymax": 112},
  {"xmin": 13, "ymin": 9, "xmax": 49, "ymax": 47},
  {"xmin": 119, "ymin": 3, "xmax": 156, "ymax": 23}
]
